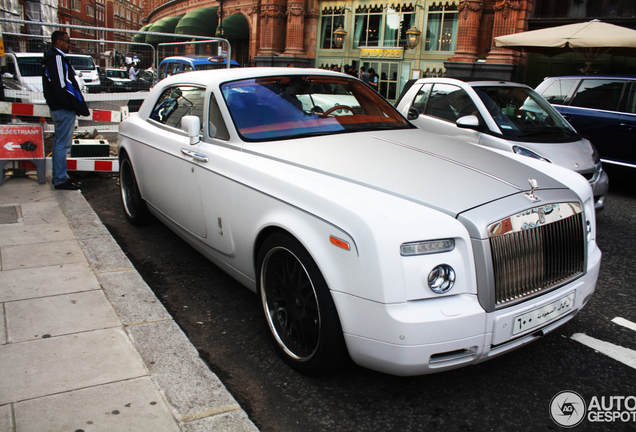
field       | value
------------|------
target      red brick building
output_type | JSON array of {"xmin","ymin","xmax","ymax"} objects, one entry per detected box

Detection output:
[{"xmin": 139, "ymin": 0, "xmax": 635, "ymax": 102}]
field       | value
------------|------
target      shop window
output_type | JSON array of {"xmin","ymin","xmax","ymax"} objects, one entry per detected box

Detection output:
[
  {"xmin": 352, "ymin": 4, "xmax": 416, "ymax": 49},
  {"xmin": 425, "ymin": 3, "xmax": 458, "ymax": 51},
  {"xmin": 384, "ymin": 5, "xmax": 415, "ymax": 47},
  {"xmin": 353, "ymin": 5, "xmax": 383, "ymax": 48},
  {"xmin": 320, "ymin": 7, "xmax": 346, "ymax": 49}
]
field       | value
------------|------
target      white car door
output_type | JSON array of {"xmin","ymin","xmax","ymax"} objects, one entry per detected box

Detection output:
[
  {"xmin": 143, "ymin": 85, "xmax": 207, "ymax": 238},
  {"xmin": 193, "ymin": 91, "xmax": 238, "ymax": 256},
  {"xmin": 409, "ymin": 82, "xmax": 482, "ymax": 145}
]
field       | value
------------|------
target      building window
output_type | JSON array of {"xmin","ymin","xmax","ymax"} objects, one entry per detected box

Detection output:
[
  {"xmin": 320, "ymin": 7, "xmax": 346, "ymax": 49},
  {"xmin": 425, "ymin": 2, "xmax": 458, "ymax": 51},
  {"xmin": 354, "ymin": 5, "xmax": 383, "ymax": 48},
  {"xmin": 384, "ymin": 5, "xmax": 415, "ymax": 47},
  {"xmin": 534, "ymin": 0, "xmax": 569, "ymax": 18},
  {"xmin": 72, "ymin": 0, "xmax": 81, "ymax": 12},
  {"xmin": 347, "ymin": 4, "xmax": 416, "ymax": 49},
  {"xmin": 586, "ymin": 0, "xmax": 636, "ymax": 18},
  {"xmin": 87, "ymin": 4, "xmax": 95, "ymax": 18}
]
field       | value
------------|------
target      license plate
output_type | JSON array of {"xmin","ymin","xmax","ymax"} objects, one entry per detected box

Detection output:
[{"xmin": 512, "ymin": 292, "xmax": 576, "ymax": 336}]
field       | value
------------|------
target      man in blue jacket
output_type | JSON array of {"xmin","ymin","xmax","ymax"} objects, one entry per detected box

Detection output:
[{"xmin": 42, "ymin": 30, "xmax": 89, "ymax": 190}]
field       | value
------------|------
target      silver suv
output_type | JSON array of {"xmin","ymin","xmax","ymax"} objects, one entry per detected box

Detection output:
[{"xmin": 395, "ymin": 77, "xmax": 609, "ymax": 210}]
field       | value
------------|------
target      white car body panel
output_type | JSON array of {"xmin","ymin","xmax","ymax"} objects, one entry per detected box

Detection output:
[
  {"xmin": 118, "ymin": 68, "xmax": 601, "ymax": 376},
  {"xmin": 396, "ymin": 78, "xmax": 609, "ymax": 209}
]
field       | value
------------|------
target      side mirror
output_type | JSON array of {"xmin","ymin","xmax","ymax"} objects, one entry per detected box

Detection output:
[
  {"xmin": 182, "ymin": 115, "xmax": 201, "ymax": 145},
  {"xmin": 456, "ymin": 115, "xmax": 480, "ymax": 130},
  {"xmin": 407, "ymin": 107, "xmax": 420, "ymax": 121}
]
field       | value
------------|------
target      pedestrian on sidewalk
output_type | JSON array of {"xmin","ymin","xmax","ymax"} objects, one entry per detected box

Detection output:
[
  {"xmin": 367, "ymin": 68, "xmax": 378, "ymax": 91},
  {"xmin": 360, "ymin": 66, "xmax": 370, "ymax": 84},
  {"xmin": 42, "ymin": 30, "xmax": 89, "ymax": 190},
  {"xmin": 129, "ymin": 63, "xmax": 139, "ymax": 81}
]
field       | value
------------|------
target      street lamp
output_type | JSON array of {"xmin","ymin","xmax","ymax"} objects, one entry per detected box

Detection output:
[
  {"xmin": 333, "ymin": 26, "xmax": 347, "ymax": 49},
  {"xmin": 406, "ymin": 26, "xmax": 422, "ymax": 49}
]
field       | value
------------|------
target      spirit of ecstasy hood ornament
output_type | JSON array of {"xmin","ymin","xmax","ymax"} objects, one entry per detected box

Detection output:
[{"xmin": 525, "ymin": 179, "xmax": 540, "ymax": 202}]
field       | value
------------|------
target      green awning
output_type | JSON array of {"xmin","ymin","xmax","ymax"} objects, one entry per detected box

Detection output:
[
  {"xmin": 146, "ymin": 15, "xmax": 183, "ymax": 44},
  {"xmin": 215, "ymin": 13, "xmax": 249, "ymax": 40},
  {"xmin": 131, "ymin": 24, "xmax": 152, "ymax": 43},
  {"xmin": 175, "ymin": 7, "xmax": 219, "ymax": 37}
]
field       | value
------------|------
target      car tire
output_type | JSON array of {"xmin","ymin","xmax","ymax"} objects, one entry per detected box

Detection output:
[
  {"xmin": 119, "ymin": 155, "xmax": 150, "ymax": 225},
  {"xmin": 257, "ymin": 232, "xmax": 349, "ymax": 374}
]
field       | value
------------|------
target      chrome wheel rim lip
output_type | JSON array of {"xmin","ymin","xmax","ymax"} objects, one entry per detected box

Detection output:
[{"xmin": 260, "ymin": 246, "xmax": 321, "ymax": 362}]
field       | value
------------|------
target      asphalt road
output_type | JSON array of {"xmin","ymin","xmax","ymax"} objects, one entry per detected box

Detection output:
[{"xmin": 80, "ymin": 170, "xmax": 636, "ymax": 432}]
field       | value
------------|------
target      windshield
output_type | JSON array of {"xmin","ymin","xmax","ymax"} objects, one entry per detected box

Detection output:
[
  {"xmin": 67, "ymin": 55, "xmax": 96, "ymax": 70},
  {"xmin": 16, "ymin": 57, "xmax": 42, "ymax": 77},
  {"xmin": 222, "ymin": 75, "xmax": 413, "ymax": 141},
  {"xmin": 473, "ymin": 86, "xmax": 579, "ymax": 142}
]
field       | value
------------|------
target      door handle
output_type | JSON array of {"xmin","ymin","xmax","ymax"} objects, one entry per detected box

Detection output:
[
  {"xmin": 619, "ymin": 123, "xmax": 635, "ymax": 130},
  {"xmin": 181, "ymin": 148, "xmax": 209, "ymax": 162}
]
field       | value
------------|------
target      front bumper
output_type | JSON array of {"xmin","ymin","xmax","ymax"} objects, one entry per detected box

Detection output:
[
  {"xmin": 591, "ymin": 167, "xmax": 609, "ymax": 210},
  {"xmin": 333, "ymin": 246, "xmax": 600, "ymax": 376}
]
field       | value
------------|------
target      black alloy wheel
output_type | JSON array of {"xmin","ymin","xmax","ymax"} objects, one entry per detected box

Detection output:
[
  {"xmin": 119, "ymin": 155, "xmax": 149, "ymax": 225},
  {"xmin": 257, "ymin": 232, "xmax": 349, "ymax": 374}
]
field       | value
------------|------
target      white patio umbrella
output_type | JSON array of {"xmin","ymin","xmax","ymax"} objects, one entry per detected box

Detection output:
[{"xmin": 494, "ymin": 20, "xmax": 636, "ymax": 72}]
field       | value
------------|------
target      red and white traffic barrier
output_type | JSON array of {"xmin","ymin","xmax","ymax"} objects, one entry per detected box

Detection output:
[
  {"xmin": 0, "ymin": 101, "xmax": 128, "ymax": 122},
  {"xmin": 43, "ymin": 157, "xmax": 120, "ymax": 173},
  {"xmin": 67, "ymin": 157, "xmax": 119, "ymax": 172}
]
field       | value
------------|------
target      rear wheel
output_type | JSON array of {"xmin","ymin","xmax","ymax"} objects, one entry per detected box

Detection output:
[
  {"xmin": 257, "ymin": 232, "xmax": 349, "ymax": 374},
  {"xmin": 119, "ymin": 155, "xmax": 149, "ymax": 225}
]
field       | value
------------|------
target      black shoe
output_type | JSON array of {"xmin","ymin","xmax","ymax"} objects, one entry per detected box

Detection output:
[{"xmin": 54, "ymin": 180, "xmax": 80, "ymax": 190}]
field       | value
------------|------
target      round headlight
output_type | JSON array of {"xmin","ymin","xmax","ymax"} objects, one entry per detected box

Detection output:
[{"xmin": 428, "ymin": 264, "xmax": 455, "ymax": 294}]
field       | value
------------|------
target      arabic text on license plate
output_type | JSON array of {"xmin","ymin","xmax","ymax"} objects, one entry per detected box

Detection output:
[{"xmin": 512, "ymin": 292, "xmax": 575, "ymax": 336}]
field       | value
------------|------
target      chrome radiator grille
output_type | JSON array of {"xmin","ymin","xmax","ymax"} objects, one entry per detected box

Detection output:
[{"xmin": 488, "ymin": 203, "xmax": 585, "ymax": 307}]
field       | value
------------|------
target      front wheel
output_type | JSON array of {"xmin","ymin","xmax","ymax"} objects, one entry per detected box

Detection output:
[
  {"xmin": 257, "ymin": 232, "xmax": 349, "ymax": 374},
  {"xmin": 119, "ymin": 155, "xmax": 149, "ymax": 225}
]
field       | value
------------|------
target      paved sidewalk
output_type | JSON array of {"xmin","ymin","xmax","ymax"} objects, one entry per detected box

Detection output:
[{"xmin": 0, "ymin": 177, "xmax": 259, "ymax": 432}]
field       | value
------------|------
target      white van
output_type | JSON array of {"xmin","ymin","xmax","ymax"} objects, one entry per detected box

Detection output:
[
  {"xmin": 2, "ymin": 52, "xmax": 86, "ymax": 95},
  {"xmin": 67, "ymin": 54, "xmax": 100, "ymax": 92}
]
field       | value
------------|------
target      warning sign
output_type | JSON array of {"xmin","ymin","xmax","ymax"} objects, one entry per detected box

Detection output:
[{"xmin": 0, "ymin": 125, "xmax": 45, "ymax": 160}]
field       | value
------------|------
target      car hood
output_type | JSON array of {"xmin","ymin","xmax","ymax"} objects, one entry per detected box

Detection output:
[
  {"xmin": 243, "ymin": 129, "xmax": 568, "ymax": 217},
  {"xmin": 510, "ymin": 138, "xmax": 597, "ymax": 173}
]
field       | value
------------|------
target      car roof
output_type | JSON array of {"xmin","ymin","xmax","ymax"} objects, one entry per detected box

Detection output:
[
  {"xmin": 161, "ymin": 56, "xmax": 217, "ymax": 64},
  {"xmin": 157, "ymin": 67, "xmax": 347, "ymax": 87},
  {"xmin": 160, "ymin": 56, "xmax": 240, "ymax": 66},
  {"xmin": 543, "ymin": 75, "xmax": 636, "ymax": 80},
  {"xmin": 13, "ymin": 52, "xmax": 43, "ymax": 58},
  {"xmin": 414, "ymin": 76, "xmax": 530, "ymax": 87}
]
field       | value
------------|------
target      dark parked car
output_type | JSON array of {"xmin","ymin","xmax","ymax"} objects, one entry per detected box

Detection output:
[
  {"xmin": 99, "ymin": 67, "xmax": 152, "ymax": 92},
  {"xmin": 536, "ymin": 76, "xmax": 636, "ymax": 171}
]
